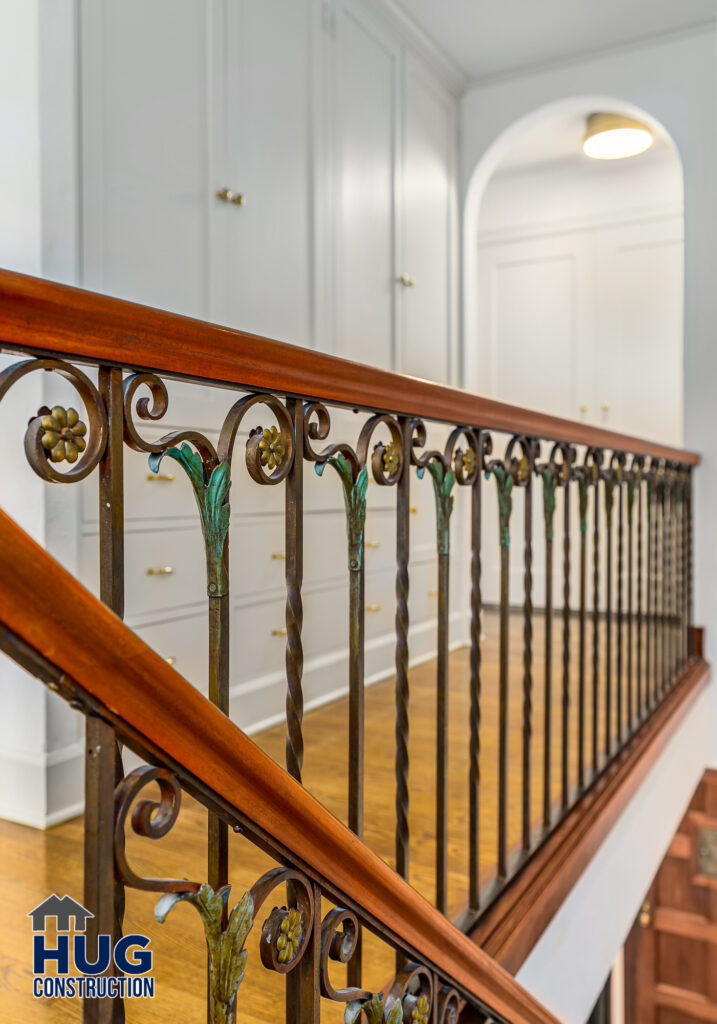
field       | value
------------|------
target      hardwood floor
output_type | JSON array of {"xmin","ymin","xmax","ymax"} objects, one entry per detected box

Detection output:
[{"xmin": 0, "ymin": 609, "xmax": 638, "ymax": 1022}]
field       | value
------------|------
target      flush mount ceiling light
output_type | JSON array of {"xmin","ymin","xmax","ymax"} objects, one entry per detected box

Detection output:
[{"xmin": 583, "ymin": 112, "xmax": 653, "ymax": 160}]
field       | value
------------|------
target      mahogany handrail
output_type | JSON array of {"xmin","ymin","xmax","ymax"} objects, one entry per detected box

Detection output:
[
  {"xmin": 0, "ymin": 268, "xmax": 700, "ymax": 465},
  {"xmin": 0, "ymin": 506, "xmax": 559, "ymax": 1024}
]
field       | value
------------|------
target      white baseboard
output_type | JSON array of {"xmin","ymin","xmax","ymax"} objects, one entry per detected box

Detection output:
[{"xmin": 0, "ymin": 738, "xmax": 84, "ymax": 829}]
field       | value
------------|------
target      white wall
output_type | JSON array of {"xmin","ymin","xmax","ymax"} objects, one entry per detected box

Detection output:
[
  {"xmin": 0, "ymin": 0, "xmax": 84, "ymax": 826},
  {"xmin": 478, "ymin": 142, "xmax": 682, "ymax": 236}
]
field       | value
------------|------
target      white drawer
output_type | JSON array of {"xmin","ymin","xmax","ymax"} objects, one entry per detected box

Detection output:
[
  {"xmin": 80, "ymin": 527, "xmax": 207, "ymax": 618},
  {"xmin": 133, "ymin": 613, "xmax": 209, "ymax": 696},
  {"xmin": 408, "ymin": 559, "xmax": 440, "ymax": 629},
  {"xmin": 232, "ymin": 581, "xmax": 349, "ymax": 686},
  {"xmin": 364, "ymin": 565, "xmax": 396, "ymax": 641}
]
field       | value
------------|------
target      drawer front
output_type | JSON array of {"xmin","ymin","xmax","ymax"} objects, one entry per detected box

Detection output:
[
  {"xmin": 364, "ymin": 565, "xmax": 396, "ymax": 641},
  {"xmin": 80, "ymin": 527, "xmax": 208, "ymax": 619},
  {"xmin": 233, "ymin": 581, "xmax": 350, "ymax": 686},
  {"xmin": 133, "ymin": 613, "xmax": 209, "ymax": 696},
  {"xmin": 408, "ymin": 559, "xmax": 440, "ymax": 629}
]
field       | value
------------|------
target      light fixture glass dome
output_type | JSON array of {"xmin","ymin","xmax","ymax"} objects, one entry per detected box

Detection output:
[{"xmin": 583, "ymin": 113, "xmax": 653, "ymax": 160}]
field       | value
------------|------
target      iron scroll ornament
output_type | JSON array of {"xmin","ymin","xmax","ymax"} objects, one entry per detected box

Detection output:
[
  {"xmin": 302, "ymin": 403, "xmax": 404, "ymax": 572},
  {"xmin": 0, "ymin": 357, "xmax": 108, "ymax": 483},
  {"xmin": 122, "ymin": 373, "xmax": 295, "ymax": 596}
]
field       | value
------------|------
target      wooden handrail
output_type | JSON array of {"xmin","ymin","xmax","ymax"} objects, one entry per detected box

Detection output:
[
  {"xmin": 0, "ymin": 269, "xmax": 699, "ymax": 465},
  {"xmin": 0, "ymin": 506, "xmax": 559, "ymax": 1024}
]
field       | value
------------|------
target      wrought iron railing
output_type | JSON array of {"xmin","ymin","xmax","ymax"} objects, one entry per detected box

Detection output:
[{"xmin": 0, "ymin": 269, "xmax": 702, "ymax": 1023}]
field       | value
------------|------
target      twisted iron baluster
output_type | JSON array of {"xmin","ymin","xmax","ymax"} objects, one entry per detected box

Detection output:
[
  {"xmin": 604, "ymin": 457, "xmax": 616, "ymax": 758},
  {"xmin": 485, "ymin": 445, "xmax": 517, "ymax": 876},
  {"xmin": 626, "ymin": 459, "xmax": 641, "ymax": 733},
  {"xmin": 687, "ymin": 468, "xmax": 694, "ymax": 654},
  {"xmin": 521, "ymin": 439, "xmax": 538, "ymax": 851},
  {"xmin": 560, "ymin": 447, "xmax": 574, "ymax": 811},
  {"xmin": 646, "ymin": 464, "xmax": 654, "ymax": 709},
  {"xmin": 663, "ymin": 467, "xmax": 672, "ymax": 690},
  {"xmin": 615, "ymin": 454, "xmax": 626, "ymax": 747},
  {"xmin": 485, "ymin": 438, "xmax": 529, "ymax": 874},
  {"xmin": 285, "ymin": 399, "xmax": 304, "ymax": 782},
  {"xmin": 591, "ymin": 451, "xmax": 604, "ymax": 774},
  {"xmin": 539, "ymin": 454, "xmax": 558, "ymax": 825},
  {"xmin": 469, "ymin": 431, "xmax": 489, "ymax": 911},
  {"xmin": 576, "ymin": 455, "xmax": 592, "ymax": 792},
  {"xmin": 394, "ymin": 418, "xmax": 411, "ymax": 887}
]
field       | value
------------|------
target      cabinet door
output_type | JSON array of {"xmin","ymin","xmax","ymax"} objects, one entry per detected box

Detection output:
[
  {"xmin": 595, "ymin": 217, "xmax": 683, "ymax": 446},
  {"xmin": 399, "ymin": 58, "xmax": 456, "ymax": 385},
  {"xmin": 218, "ymin": 0, "xmax": 312, "ymax": 346},
  {"xmin": 477, "ymin": 231, "xmax": 593, "ymax": 419},
  {"xmin": 331, "ymin": 0, "xmax": 400, "ymax": 371},
  {"xmin": 81, "ymin": 0, "xmax": 220, "ymax": 320}
]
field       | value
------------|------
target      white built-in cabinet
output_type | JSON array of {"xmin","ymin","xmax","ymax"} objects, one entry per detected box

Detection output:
[
  {"xmin": 477, "ymin": 213, "xmax": 683, "ymax": 446},
  {"xmin": 477, "ymin": 209, "xmax": 684, "ymax": 605},
  {"xmin": 76, "ymin": 0, "xmax": 463, "ymax": 741},
  {"xmin": 329, "ymin": 1, "xmax": 457, "ymax": 381}
]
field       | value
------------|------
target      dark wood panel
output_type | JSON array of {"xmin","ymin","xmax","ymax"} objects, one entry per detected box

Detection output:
[
  {"xmin": 0, "ymin": 268, "xmax": 701, "ymax": 463},
  {"xmin": 626, "ymin": 772, "xmax": 717, "ymax": 1022}
]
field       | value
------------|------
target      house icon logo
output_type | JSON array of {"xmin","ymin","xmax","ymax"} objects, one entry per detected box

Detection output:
[
  {"xmin": 29, "ymin": 892, "xmax": 155, "ymax": 1002},
  {"xmin": 28, "ymin": 894, "xmax": 94, "ymax": 933}
]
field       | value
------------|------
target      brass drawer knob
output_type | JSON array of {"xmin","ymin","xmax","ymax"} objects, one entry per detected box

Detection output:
[
  {"xmin": 216, "ymin": 187, "xmax": 246, "ymax": 206},
  {"xmin": 146, "ymin": 473, "xmax": 174, "ymax": 482},
  {"xmin": 397, "ymin": 274, "xmax": 415, "ymax": 288},
  {"xmin": 410, "ymin": 507, "xmax": 418, "ymax": 516},
  {"xmin": 271, "ymin": 553, "xmax": 286, "ymax": 561},
  {"xmin": 272, "ymin": 628, "xmax": 288, "ymax": 637},
  {"xmin": 639, "ymin": 900, "xmax": 652, "ymax": 928},
  {"xmin": 365, "ymin": 542, "xmax": 380, "ymax": 550},
  {"xmin": 366, "ymin": 604, "xmax": 381, "ymax": 613},
  {"xmin": 146, "ymin": 566, "xmax": 174, "ymax": 576}
]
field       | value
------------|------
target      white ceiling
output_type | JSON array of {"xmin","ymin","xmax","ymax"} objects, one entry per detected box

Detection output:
[{"xmin": 392, "ymin": 0, "xmax": 717, "ymax": 80}]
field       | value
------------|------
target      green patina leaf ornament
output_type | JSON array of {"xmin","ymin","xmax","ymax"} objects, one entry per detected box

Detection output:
[
  {"xmin": 540, "ymin": 467, "xmax": 558, "ymax": 542},
  {"xmin": 345, "ymin": 993, "xmax": 403, "ymax": 1024},
  {"xmin": 577, "ymin": 471, "xmax": 590, "ymax": 536},
  {"xmin": 315, "ymin": 452, "xmax": 368, "ymax": 572},
  {"xmin": 604, "ymin": 474, "xmax": 616, "ymax": 531},
  {"xmin": 155, "ymin": 884, "xmax": 253, "ymax": 1024},
  {"xmin": 149, "ymin": 443, "xmax": 231, "ymax": 597},
  {"xmin": 426, "ymin": 459, "xmax": 455, "ymax": 556},
  {"xmin": 485, "ymin": 462, "xmax": 514, "ymax": 548}
]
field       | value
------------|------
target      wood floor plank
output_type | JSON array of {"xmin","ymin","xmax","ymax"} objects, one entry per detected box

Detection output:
[{"xmin": 0, "ymin": 608, "xmax": 641, "ymax": 1021}]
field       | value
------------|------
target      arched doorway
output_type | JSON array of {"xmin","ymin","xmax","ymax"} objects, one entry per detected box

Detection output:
[{"xmin": 463, "ymin": 98, "xmax": 684, "ymax": 448}]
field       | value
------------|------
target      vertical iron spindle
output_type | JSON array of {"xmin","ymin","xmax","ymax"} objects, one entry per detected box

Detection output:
[
  {"xmin": 468, "ymin": 431, "xmax": 484, "ymax": 911},
  {"xmin": 87, "ymin": 366, "xmax": 125, "ymax": 1024}
]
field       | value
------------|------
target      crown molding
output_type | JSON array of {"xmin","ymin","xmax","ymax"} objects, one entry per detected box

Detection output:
[{"xmin": 362, "ymin": 0, "xmax": 467, "ymax": 94}]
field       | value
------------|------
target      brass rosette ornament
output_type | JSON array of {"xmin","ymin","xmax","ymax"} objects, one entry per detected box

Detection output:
[
  {"xmin": 38, "ymin": 406, "xmax": 88, "ymax": 463},
  {"xmin": 0, "ymin": 357, "xmax": 107, "ymax": 483}
]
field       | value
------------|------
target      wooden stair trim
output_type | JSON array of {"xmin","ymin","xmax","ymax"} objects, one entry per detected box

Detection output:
[
  {"xmin": 470, "ymin": 657, "xmax": 711, "ymax": 974},
  {"xmin": 0, "ymin": 507, "xmax": 559, "ymax": 1024},
  {"xmin": 653, "ymin": 907, "xmax": 717, "ymax": 944},
  {"xmin": 0, "ymin": 268, "xmax": 700, "ymax": 464},
  {"xmin": 654, "ymin": 983, "xmax": 717, "ymax": 1022}
]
